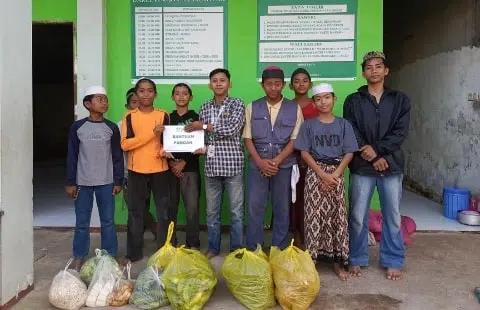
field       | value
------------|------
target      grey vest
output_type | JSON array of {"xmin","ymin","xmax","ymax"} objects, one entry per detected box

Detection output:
[{"xmin": 250, "ymin": 97, "xmax": 298, "ymax": 168}]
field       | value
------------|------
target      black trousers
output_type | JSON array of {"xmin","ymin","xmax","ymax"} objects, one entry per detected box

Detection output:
[
  {"xmin": 126, "ymin": 170, "xmax": 172, "ymax": 261},
  {"xmin": 123, "ymin": 181, "xmax": 156, "ymax": 233},
  {"xmin": 170, "ymin": 171, "xmax": 201, "ymax": 248}
]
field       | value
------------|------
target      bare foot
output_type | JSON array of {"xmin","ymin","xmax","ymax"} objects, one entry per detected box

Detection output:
[
  {"xmin": 118, "ymin": 256, "xmax": 142, "ymax": 266},
  {"xmin": 205, "ymin": 251, "xmax": 217, "ymax": 260},
  {"xmin": 333, "ymin": 263, "xmax": 349, "ymax": 281},
  {"xmin": 117, "ymin": 258, "xmax": 131, "ymax": 266},
  {"xmin": 349, "ymin": 265, "xmax": 362, "ymax": 277},
  {"xmin": 293, "ymin": 232, "xmax": 302, "ymax": 248},
  {"xmin": 386, "ymin": 268, "xmax": 403, "ymax": 281},
  {"xmin": 74, "ymin": 259, "xmax": 85, "ymax": 272},
  {"xmin": 151, "ymin": 223, "xmax": 158, "ymax": 240}
]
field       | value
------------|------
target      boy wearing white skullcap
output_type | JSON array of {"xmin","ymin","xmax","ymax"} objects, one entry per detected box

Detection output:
[
  {"xmin": 294, "ymin": 82, "xmax": 359, "ymax": 281},
  {"xmin": 66, "ymin": 86, "xmax": 123, "ymax": 270}
]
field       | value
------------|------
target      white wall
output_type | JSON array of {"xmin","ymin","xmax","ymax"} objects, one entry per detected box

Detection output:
[
  {"xmin": 75, "ymin": 0, "xmax": 107, "ymax": 226},
  {"xmin": 390, "ymin": 47, "xmax": 480, "ymax": 195},
  {"xmin": 76, "ymin": 0, "xmax": 106, "ymax": 120},
  {"xmin": 0, "ymin": 0, "xmax": 34, "ymax": 305},
  {"xmin": 385, "ymin": 0, "xmax": 480, "ymax": 197}
]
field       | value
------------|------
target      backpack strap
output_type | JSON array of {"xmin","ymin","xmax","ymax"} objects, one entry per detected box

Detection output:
[{"xmin": 126, "ymin": 114, "xmax": 134, "ymax": 138}]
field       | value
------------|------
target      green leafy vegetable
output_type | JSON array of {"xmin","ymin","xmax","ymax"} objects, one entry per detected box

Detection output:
[{"xmin": 129, "ymin": 266, "xmax": 168, "ymax": 309}]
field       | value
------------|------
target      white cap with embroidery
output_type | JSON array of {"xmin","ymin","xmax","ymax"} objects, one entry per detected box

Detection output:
[
  {"xmin": 312, "ymin": 83, "xmax": 334, "ymax": 96},
  {"xmin": 84, "ymin": 86, "xmax": 107, "ymax": 97}
]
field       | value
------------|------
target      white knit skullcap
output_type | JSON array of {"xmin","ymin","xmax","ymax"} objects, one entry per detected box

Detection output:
[
  {"xmin": 312, "ymin": 83, "xmax": 334, "ymax": 96},
  {"xmin": 84, "ymin": 86, "xmax": 107, "ymax": 97}
]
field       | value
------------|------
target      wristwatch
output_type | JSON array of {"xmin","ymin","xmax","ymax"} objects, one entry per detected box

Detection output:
[{"xmin": 202, "ymin": 124, "xmax": 208, "ymax": 130}]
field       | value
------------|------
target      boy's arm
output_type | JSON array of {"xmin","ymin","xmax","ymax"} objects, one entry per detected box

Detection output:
[
  {"xmin": 334, "ymin": 153, "xmax": 354, "ymax": 175},
  {"xmin": 159, "ymin": 112, "xmax": 170, "ymax": 147},
  {"xmin": 198, "ymin": 105, "xmax": 209, "ymax": 146},
  {"xmin": 244, "ymin": 138, "xmax": 263, "ymax": 166},
  {"xmin": 120, "ymin": 113, "xmax": 156, "ymax": 151},
  {"xmin": 301, "ymin": 151, "xmax": 328, "ymax": 178},
  {"xmin": 66, "ymin": 122, "xmax": 80, "ymax": 186},
  {"xmin": 212, "ymin": 100, "xmax": 246, "ymax": 138},
  {"xmin": 110, "ymin": 123, "xmax": 125, "ymax": 186},
  {"xmin": 343, "ymin": 96, "xmax": 367, "ymax": 148}
]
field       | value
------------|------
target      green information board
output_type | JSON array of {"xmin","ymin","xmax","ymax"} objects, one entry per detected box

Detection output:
[
  {"xmin": 107, "ymin": 0, "xmax": 383, "ymax": 226},
  {"xmin": 257, "ymin": 0, "xmax": 358, "ymax": 80},
  {"xmin": 130, "ymin": 0, "xmax": 228, "ymax": 84}
]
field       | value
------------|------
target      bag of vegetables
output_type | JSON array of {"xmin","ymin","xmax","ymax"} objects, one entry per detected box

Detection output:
[
  {"xmin": 221, "ymin": 245, "xmax": 275, "ymax": 310},
  {"xmin": 147, "ymin": 221, "xmax": 177, "ymax": 269},
  {"xmin": 48, "ymin": 259, "xmax": 88, "ymax": 310},
  {"xmin": 85, "ymin": 252, "xmax": 122, "ymax": 307},
  {"xmin": 163, "ymin": 246, "xmax": 217, "ymax": 310},
  {"xmin": 129, "ymin": 266, "xmax": 169, "ymax": 309},
  {"xmin": 269, "ymin": 240, "xmax": 320, "ymax": 310},
  {"xmin": 80, "ymin": 249, "xmax": 122, "ymax": 285},
  {"xmin": 108, "ymin": 263, "xmax": 135, "ymax": 307}
]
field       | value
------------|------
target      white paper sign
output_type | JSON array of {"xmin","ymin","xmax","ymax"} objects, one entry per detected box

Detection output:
[{"xmin": 163, "ymin": 125, "xmax": 204, "ymax": 153}]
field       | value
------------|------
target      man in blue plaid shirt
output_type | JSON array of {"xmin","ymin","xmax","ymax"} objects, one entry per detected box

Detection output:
[{"xmin": 185, "ymin": 68, "xmax": 245, "ymax": 259}]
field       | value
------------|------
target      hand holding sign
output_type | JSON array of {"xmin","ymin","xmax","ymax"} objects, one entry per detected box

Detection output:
[
  {"xmin": 184, "ymin": 121, "xmax": 204, "ymax": 132},
  {"xmin": 154, "ymin": 124, "xmax": 165, "ymax": 136},
  {"xmin": 193, "ymin": 147, "xmax": 207, "ymax": 155}
]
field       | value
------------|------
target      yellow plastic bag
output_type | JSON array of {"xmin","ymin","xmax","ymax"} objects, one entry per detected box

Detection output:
[
  {"xmin": 269, "ymin": 240, "xmax": 320, "ymax": 310},
  {"xmin": 222, "ymin": 245, "xmax": 275, "ymax": 310},
  {"xmin": 162, "ymin": 247, "xmax": 217, "ymax": 310},
  {"xmin": 147, "ymin": 222, "xmax": 176, "ymax": 269}
]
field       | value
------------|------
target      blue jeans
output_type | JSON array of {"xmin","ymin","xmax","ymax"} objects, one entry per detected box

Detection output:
[
  {"xmin": 205, "ymin": 173, "xmax": 244, "ymax": 255},
  {"xmin": 348, "ymin": 174, "xmax": 404, "ymax": 269},
  {"xmin": 73, "ymin": 184, "xmax": 118, "ymax": 259},
  {"xmin": 246, "ymin": 166, "xmax": 291, "ymax": 251}
]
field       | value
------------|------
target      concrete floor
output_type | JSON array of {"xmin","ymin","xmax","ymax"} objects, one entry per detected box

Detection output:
[
  {"xmin": 14, "ymin": 229, "xmax": 480, "ymax": 310},
  {"xmin": 33, "ymin": 159, "xmax": 480, "ymax": 232}
]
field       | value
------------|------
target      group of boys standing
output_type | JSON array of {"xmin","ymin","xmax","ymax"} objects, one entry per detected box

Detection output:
[{"xmin": 67, "ymin": 51, "xmax": 410, "ymax": 281}]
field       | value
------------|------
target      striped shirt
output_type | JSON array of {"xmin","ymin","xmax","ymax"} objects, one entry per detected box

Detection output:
[{"xmin": 199, "ymin": 97, "xmax": 245, "ymax": 177}]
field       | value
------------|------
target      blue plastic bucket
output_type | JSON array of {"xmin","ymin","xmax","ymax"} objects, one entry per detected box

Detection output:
[{"xmin": 443, "ymin": 187, "xmax": 470, "ymax": 219}]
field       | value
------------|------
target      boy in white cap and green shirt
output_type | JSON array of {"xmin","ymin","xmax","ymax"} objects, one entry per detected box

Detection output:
[
  {"xmin": 66, "ymin": 86, "xmax": 124, "ymax": 270},
  {"xmin": 294, "ymin": 83, "xmax": 358, "ymax": 281}
]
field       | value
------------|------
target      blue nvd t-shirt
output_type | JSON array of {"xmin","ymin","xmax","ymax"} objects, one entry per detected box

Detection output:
[{"xmin": 294, "ymin": 117, "xmax": 359, "ymax": 160}]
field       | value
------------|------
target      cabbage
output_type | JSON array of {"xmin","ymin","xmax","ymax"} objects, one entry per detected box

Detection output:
[{"xmin": 80, "ymin": 249, "xmax": 122, "ymax": 285}]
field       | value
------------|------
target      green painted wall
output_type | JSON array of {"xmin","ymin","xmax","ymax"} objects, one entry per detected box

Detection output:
[
  {"xmin": 104, "ymin": 0, "xmax": 383, "ymax": 225},
  {"xmin": 32, "ymin": 0, "xmax": 77, "ymax": 22}
]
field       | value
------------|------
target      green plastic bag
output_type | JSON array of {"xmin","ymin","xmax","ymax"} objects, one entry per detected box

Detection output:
[
  {"xmin": 269, "ymin": 240, "xmax": 320, "ymax": 310},
  {"xmin": 162, "ymin": 247, "xmax": 217, "ymax": 310},
  {"xmin": 222, "ymin": 245, "xmax": 275, "ymax": 310}
]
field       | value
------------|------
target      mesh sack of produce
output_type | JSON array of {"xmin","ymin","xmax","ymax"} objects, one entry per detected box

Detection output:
[
  {"xmin": 48, "ymin": 259, "xmax": 88, "ymax": 310},
  {"xmin": 147, "ymin": 221, "xmax": 177, "ymax": 269},
  {"xmin": 221, "ymin": 245, "xmax": 275, "ymax": 310},
  {"xmin": 269, "ymin": 240, "xmax": 320, "ymax": 310},
  {"xmin": 108, "ymin": 263, "xmax": 135, "ymax": 307},
  {"xmin": 163, "ymin": 247, "xmax": 217, "ymax": 310},
  {"xmin": 85, "ymin": 252, "xmax": 123, "ymax": 307},
  {"xmin": 80, "ymin": 248, "xmax": 122, "ymax": 285},
  {"xmin": 129, "ymin": 266, "xmax": 169, "ymax": 309}
]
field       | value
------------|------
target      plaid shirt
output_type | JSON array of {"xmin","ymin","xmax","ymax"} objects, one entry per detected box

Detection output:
[{"xmin": 199, "ymin": 97, "xmax": 245, "ymax": 177}]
